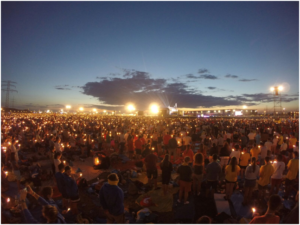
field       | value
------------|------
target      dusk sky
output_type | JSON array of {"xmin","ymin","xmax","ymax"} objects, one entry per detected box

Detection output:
[{"xmin": 1, "ymin": 1, "xmax": 299, "ymax": 113}]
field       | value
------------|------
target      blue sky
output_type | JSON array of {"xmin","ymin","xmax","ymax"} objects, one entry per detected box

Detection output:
[{"xmin": 1, "ymin": 1, "xmax": 299, "ymax": 112}]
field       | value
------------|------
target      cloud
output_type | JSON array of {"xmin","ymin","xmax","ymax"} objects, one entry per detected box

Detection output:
[
  {"xmin": 238, "ymin": 79, "xmax": 257, "ymax": 82},
  {"xmin": 55, "ymin": 85, "xmax": 71, "ymax": 90},
  {"xmin": 81, "ymin": 69, "xmax": 246, "ymax": 109},
  {"xmin": 96, "ymin": 77, "xmax": 108, "ymax": 80},
  {"xmin": 225, "ymin": 74, "xmax": 238, "ymax": 79},
  {"xmin": 199, "ymin": 74, "xmax": 218, "ymax": 80},
  {"xmin": 226, "ymin": 93, "xmax": 298, "ymax": 104},
  {"xmin": 198, "ymin": 69, "xmax": 209, "ymax": 74},
  {"xmin": 207, "ymin": 87, "xmax": 217, "ymax": 90}
]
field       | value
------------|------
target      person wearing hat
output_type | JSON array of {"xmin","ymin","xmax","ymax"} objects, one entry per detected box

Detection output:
[{"xmin": 99, "ymin": 173, "xmax": 125, "ymax": 224}]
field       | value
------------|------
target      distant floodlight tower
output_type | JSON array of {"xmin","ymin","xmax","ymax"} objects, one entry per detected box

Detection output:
[
  {"xmin": 270, "ymin": 86, "xmax": 283, "ymax": 115},
  {"xmin": 1, "ymin": 80, "xmax": 18, "ymax": 108}
]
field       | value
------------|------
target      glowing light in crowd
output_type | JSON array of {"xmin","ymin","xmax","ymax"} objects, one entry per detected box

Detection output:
[
  {"xmin": 93, "ymin": 108, "xmax": 97, "ymax": 112},
  {"xmin": 46, "ymin": 110, "xmax": 50, "ymax": 113},
  {"xmin": 66, "ymin": 105, "xmax": 71, "ymax": 109},
  {"xmin": 150, "ymin": 104, "xmax": 159, "ymax": 114},
  {"xmin": 243, "ymin": 105, "xmax": 247, "ymax": 109},
  {"xmin": 79, "ymin": 107, "xmax": 84, "ymax": 111},
  {"xmin": 127, "ymin": 104, "xmax": 135, "ymax": 111},
  {"xmin": 252, "ymin": 208, "xmax": 256, "ymax": 213},
  {"xmin": 103, "ymin": 110, "xmax": 106, "ymax": 113}
]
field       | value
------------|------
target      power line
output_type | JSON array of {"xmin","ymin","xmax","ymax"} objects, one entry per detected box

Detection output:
[{"xmin": 2, "ymin": 80, "xmax": 18, "ymax": 108}]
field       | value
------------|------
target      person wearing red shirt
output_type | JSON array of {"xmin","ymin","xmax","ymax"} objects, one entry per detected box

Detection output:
[
  {"xmin": 145, "ymin": 152, "xmax": 158, "ymax": 189},
  {"xmin": 182, "ymin": 145, "xmax": 194, "ymax": 166},
  {"xmin": 163, "ymin": 132, "xmax": 171, "ymax": 153},
  {"xmin": 249, "ymin": 194, "xmax": 282, "ymax": 224},
  {"xmin": 135, "ymin": 136, "xmax": 143, "ymax": 160}
]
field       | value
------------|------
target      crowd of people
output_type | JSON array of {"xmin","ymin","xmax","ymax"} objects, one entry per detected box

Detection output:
[{"xmin": 1, "ymin": 112, "xmax": 299, "ymax": 223}]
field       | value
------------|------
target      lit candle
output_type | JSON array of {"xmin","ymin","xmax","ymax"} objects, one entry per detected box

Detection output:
[
  {"xmin": 258, "ymin": 145, "xmax": 260, "ymax": 148},
  {"xmin": 63, "ymin": 160, "xmax": 66, "ymax": 164},
  {"xmin": 152, "ymin": 147, "xmax": 154, "ymax": 151},
  {"xmin": 80, "ymin": 173, "xmax": 82, "ymax": 177},
  {"xmin": 293, "ymin": 145, "xmax": 295, "ymax": 148},
  {"xmin": 273, "ymin": 160, "xmax": 277, "ymax": 163},
  {"xmin": 67, "ymin": 208, "xmax": 71, "ymax": 211},
  {"xmin": 252, "ymin": 208, "xmax": 256, "ymax": 213},
  {"xmin": 232, "ymin": 149, "xmax": 235, "ymax": 151},
  {"xmin": 242, "ymin": 152, "xmax": 244, "ymax": 154},
  {"xmin": 7, "ymin": 198, "xmax": 10, "ymax": 203},
  {"xmin": 5, "ymin": 171, "xmax": 8, "ymax": 176}
]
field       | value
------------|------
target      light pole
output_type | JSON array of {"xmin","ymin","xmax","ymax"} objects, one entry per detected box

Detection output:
[{"xmin": 270, "ymin": 86, "xmax": 283, "ymax": 116}]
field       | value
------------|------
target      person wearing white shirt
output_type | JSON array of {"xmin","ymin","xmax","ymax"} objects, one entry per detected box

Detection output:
[
  {"xmin": 230, "ymin": 146, "xmax": 241, "ymax": 164},
  {"xmin": 270, "ymin": 155, "xmax": 285, "ymax": 194},
  {"xmin": 280, "ymin": 140, "xmax": 288, "ymax": 155},
  {"xmin": 264, "ymin": 139, "xmax": 273, "ymax": 151},
  {"xmin": 248, "ymin": 132, "xmax": 256, "ymax": 145},
  {"xmin": 242, "ymin": 157, "xmax": 260, "ymax": 205}
]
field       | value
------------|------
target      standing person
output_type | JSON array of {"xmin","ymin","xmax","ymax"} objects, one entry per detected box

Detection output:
[
  {"xmin": 160, "ymin": 155, "xmax": 173, "ymax": 196},
  {"xmin": 280, "ymin": 140, "xmax": 288, "ymax": 155},
  {"xmin": 242, "ymin": 157, "xmax": 260, "ymax": 205},
  {"xmin": 224, "ymin": 157, "xmax": 240, "ymax": 200},
  {"xmin": 206, "ymin": 154, "xmax": 222, "ymax": 198},
  {"xmin": 230, "ymin": 145, "xmax": 241, "ymax": 165},
  {"xmin": 163, "ymin": 132, "xmax": 171, "ymax": 154},
  {"xmin": 239, "ymin": 147, "xmax": 251, "ymax": 180},
  {"xmin": 284, "ymin": 151, "xmax": 299, "ymax": 199},
  {"xmin": 260, "ymin": 144, "xmax": 268, "ymax": 166},
  {"xmin": 257, "ymin": 157, "xmax": 274, "ymax": 200},
  {"xmin": 270, "ymin": 155, "xmax": 285, "ymax": 195},
  {"xmin": 249, "ymin": 195, "xmax": 282, "ymax": 224},
  {"xmin": 177, "ymin": 156, "xmax": 193, "ymax": 204},
  {"xmin": 264, "ymin": 138, "xmax": 273, "ymax": 152},
  {"xmin": 168, "ymin": 135, "xmax": 178, "ymax": 162},
  {"xmin": 193, "ymin": 153, "xmax": 204, "ymax": 196},
  {"xmin": 55, "ymin": 163, "xmax": 69, "ymax": 209},
  {"xmin": 255, "ymin": 132, "xmax": 261, "ymax": 145},
  {"xmin": 63, "ymin": 166, "xmax": 80, "ymax": 216},
  {"xmin": 99, "ymin": 173, "xmax": 125, "ymax": 224},
  {"xmin": 182, "ymin": 145, "xmax": 194, "ymax": 166},
  {"xmin": 134, "ymin": 136, "xmax": 143, "ymax": 160},
  {"xmin": 219, "ymin": 142, "xmax": 230, "ymax": 171},
  {"xmin": 248, "ymin": 130, "xmax": 256, "ymax": 145},
  {"xmin": 208, "ymin": 143, "xmax": 218, "ymax": 163},
  {"xmin": 250, "ymin": 144, "xmax": 260, "ymax": 161},
  {"xmin": 145, "ymin": 151, "xmax": 158, "ymax": 189},
  {"xmin": 127, "ymin": 136, "xmax": 134, "ymax": 159},
  {"xmin": 241, "ymin": 134, "xmax": 248, "ymax": 149},
  {"xmin": 48, "ymin": 145, "xmax": 56, "ymax": 175},
  {"xmin": 53, "ymin": 152, "xmax": 62, "ymax": 173}
]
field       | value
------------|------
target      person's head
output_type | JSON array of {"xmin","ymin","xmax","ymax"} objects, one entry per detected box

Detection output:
[
  {"xmin": 234, "ymin": 145, "xmax": 239, "ymax": 151},
  {"xmin": 277, "ymin": 154, "xmax": 283, "ymax": 162},
  {"xmin": 41, "ymin": 187, "xmax": 53, "ymax": 201},
  {"xmin": 212, "ymin": 154, "xmax": 218, "ymax": 161},
  {"xmin": 196, "ymin": 216, "xmax": 212, "ymax": 224},
  {"xmin": 54, "ymin": 152, "xmax": 62, "ymax": 160},
  {"xmin": 267, "ymin": 150, "xmax": 271, "ymax": 156},
  {"xmin": 184, "ymin": 156, "xmax": 190, "ymax": 163},
  {"xmin": 293, "ymin": 151, "xmax": 298, "ymax": 158},
  {"xmin": 230, "ymin": 157, "xmax": 237, "ymax": 171},
  {"xmin": 268, "ymin": 194, "xmax": 282, "ymax": 212},
  {"xmin": 265, "ymin": 156, "xmax": 270, "ymax": 164},
  {"xmin": 107, "ymin": 173, "xmax": 119, "ymax": 185},
  {"xmin": 58, "ymin": 163, "xmax": 65, "ymax": 172},
  {"xmin": 251, "ymin": 157, "xmax": 256, "ymax": 165},
  {"xmin": 194, "ymin": 153, "xmax": 203, "ymax": 165},
  {"xmin": 64, "ymin": 166, "xmax": 71, "ymax": 175}
]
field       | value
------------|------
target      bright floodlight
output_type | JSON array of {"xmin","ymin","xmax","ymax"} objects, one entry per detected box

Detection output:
[
  {"xmin": 278, "ymin": 86, "xmax": 283, "ymax": 91},
  {"xmin": 93, "ymin": 108, "xmax": 97, "ymax": 112},
  {"xmin": 103, "ymin": 110, "xmax": 107, "ymax": 113},
  {"xmin": 270, "ymin": 87, "xmax": 275, "ymax": 91},
  {"xmin": 46, "ymin": 110, "xmax": 50, "ymax": 113},
  {"xmin": 127, "ymin": 104, "xmax": 135, "ymax": 111},
  {"xmin": 150, "ymin": 104, "xmax": 159, "ymax": 114},
  {"xmin": 243, "ymin": 105, "xmax": 247, "ymax": 109},
  {"xmin": 79, "ymin": 107, "xmax": 84, "ymax": 111},
  {"xmin": 66, "ymin": 105, "xmax": 71, "ymax": 109}
]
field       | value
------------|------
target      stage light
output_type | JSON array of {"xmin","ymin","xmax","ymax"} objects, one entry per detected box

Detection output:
[
  {"xmin": 243, "ymin": 105, "xmax": 247, "ymax": 109},
  {"xmin": 150, "ymin": 104, "xmax": 159, "ymax": 114},
  {"xmin": 93, "ymin": 108, "xmax": 97, "ymax": 112},
  {"xmin": 270, "ymin": 87, "xmax": 275, "ymax": 91},
  {"xmin": 278, "ymin": 86, "xmax": 283, "ymax": 91},
  {"xmin": 127, "ymin": 104, "xmax": 135, "ymax": 112},
  {"xmin": 66, "ymin": 105, "xmax": 71, "ymax": 109},
  {"xmin": 79, "ymin": 107, "xmax": 83, "ymax": 111}
]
